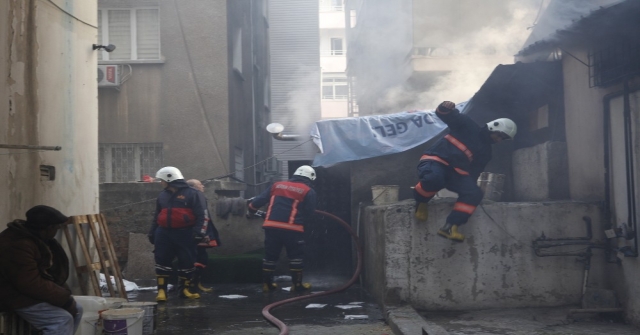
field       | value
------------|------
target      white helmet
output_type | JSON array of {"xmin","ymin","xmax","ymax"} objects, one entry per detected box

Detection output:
[
  {"xmin": 487, "ymin": 118, "xmax": 517, "ymax": 139},
  {"xmin": 155, "ymin": 166, "xmax": 184, "ymax": 182},
  {"xmin": 293, "ymin": 165, "xmax": 316, "ymax": 181}
]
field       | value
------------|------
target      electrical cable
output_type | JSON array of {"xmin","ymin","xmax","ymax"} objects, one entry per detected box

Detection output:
[
  {"xmin": 261, "ymin": 210, "xmax": 363, "ymax": 335},
  {"xmin": 44, "ymin": 0, "xmax": 98, "ymax": 28}
]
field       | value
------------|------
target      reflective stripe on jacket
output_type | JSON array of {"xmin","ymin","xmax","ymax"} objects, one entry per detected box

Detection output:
[
  {"xmin": 422, "ymin": 107, "xmax": 493, "ymax": 181},
  {"xmin": 250, "ymin": 177, "xmax": 317, "ymax": 233}
]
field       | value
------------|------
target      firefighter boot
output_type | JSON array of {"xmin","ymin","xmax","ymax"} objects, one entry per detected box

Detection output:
[
  {"xmin": 156, "ymin": 275, "xmax": 169, "ymax": 302},
  {"xmin": 290, "ymin": 270, "xmax": 311, "ymax": 292},
  {"xmin": 193, "ymin": 267, "xmax": 213, "ymax": 293},
  {"xmin": 262, "ymin": 270, "xmax": 278, "ymax": 293},
  {"xmin": 437, "ymin": 222, "xmax": 465, "ymax": 242},
  {"xmin": 178, "ymin": 277, "xmax": 201, "ymax": 299},
  {"xmin": 415, "ymin": 202, "xmax": 429, "ymax": 221}
]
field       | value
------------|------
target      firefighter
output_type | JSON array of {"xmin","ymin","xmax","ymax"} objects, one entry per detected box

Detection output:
[
  {"xmin": 148, "ymin": 167, "xmax": 207, "ymax": 301},
  {"xmin": 247, "ymin": 165, "xmax": 318, "ymax": 292},
  {"xmin": 413, "ymin": 101, "xmax": 517, "ymax": 242},
  {"xmin": 186, "ymin": 179, "xmax": 221, "ymax": 293}
]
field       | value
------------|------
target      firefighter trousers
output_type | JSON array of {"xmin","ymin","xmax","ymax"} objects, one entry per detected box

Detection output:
[
  {"xmin": 154, "ymin": 226, "xmax": 197, "ymax": 279},
  {"xmin": 414, "ymin": 160, "xmax": 484, "ymax": 225}
]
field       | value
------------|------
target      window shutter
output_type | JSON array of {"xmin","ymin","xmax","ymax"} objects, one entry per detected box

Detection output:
[
  {"xmin": 108, "ymin": 10, "xmax": 132, "ymax": 60},
  {"xmin": 136, "ymin": 9, "xmax": 160, "ymax": 60}
]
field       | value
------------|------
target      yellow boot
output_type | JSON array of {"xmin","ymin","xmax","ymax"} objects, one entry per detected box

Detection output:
[
  {"xmin": 415, "ymin": 202, "xmax": 429, "ymax": 221},
  {"xmin": 156, "ymin": 275, "xmax": 169, "ymax": 302},
  {"xmin": 179, "ymin": 277, "xmax": 201, "ymax": 299},
  {"xmin": 290, "ymin": 270, "xmax": 311, "ymax": 292},
  {"xmin": 437, "ymin": 223, "xmax": 465, "ymax": 242}
]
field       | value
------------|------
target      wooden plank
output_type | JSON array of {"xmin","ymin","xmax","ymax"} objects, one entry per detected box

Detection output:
[
  {"xmin": 87, "ymin": 215, "xmax": 115, "ymax": 297},
  {"xmin": 99, "ymin": 214, "xmax": 128, "ymax": 299},
  {"xmin": 61, "ymin": 223, "xmax": 88, "ymax": 295},
  {"xmin": 71, "ymin": 216, "xmax": 102, "ymax": 296}
]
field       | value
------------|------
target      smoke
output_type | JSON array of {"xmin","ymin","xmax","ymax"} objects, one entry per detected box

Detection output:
[
  {"xmin": 357, "ymin": 0, "xmax": 623, "ymax": 113},
  {"xmin": 375, "ymin": 0, "xmax": 541, "ymax": 112},
  {"xmin": 283, "ymin": 65, "xmax": 321, "ymax": 135}
]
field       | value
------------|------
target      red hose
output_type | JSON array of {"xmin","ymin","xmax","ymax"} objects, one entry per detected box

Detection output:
[{"xmin": 261, "ymin": 210, "xmax": 364, "ymax": 335}]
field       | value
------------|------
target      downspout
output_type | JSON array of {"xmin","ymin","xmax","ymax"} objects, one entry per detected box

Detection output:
[
  {"xmin": 603, "ymin": 82, "xmax": 639, "ymax": 258},
  {"xmin": 250, "ymin": 0, "xmax": 257, "ymax": 191}
]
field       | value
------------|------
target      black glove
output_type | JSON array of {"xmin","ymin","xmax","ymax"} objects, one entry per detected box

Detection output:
[
  {"xmin": 147, "ymin": 233, "xmax": 155, "ymax": 245},
  {"xmin": 437, "ymin": 101, "xmax": 457, "ymax": 114}
]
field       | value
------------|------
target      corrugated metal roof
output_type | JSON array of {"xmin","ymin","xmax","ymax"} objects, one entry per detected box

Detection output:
[{"xmin": 269, "ymin": 0, "xmax": 321, "ymax": 162}]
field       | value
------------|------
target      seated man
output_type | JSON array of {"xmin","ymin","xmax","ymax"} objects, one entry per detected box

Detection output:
[{"xmin": 0, "ymin": 205, "xmax": 82, "ymax": 335}]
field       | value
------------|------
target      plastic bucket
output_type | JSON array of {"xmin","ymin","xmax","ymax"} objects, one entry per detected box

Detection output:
[
  {"xmin": 76, "ymin": 312, "xmax": 101, "ymax": 335},
  {"xmin": 371, "ymin": 185, "xmax": 399, "ymax": 205},
  {"xmin": 121, "ymin": 302, "xmax": 157, "ymax": 335},
  {"xmin": 102, "ymin": 308, "xmax": 145, "ymax": 335},
  {"xmin": 104, "ymin": 297, "xmax": 128, "ymax": 309},
  {"xmin": 72, "ymin": 296, "xmax": 108, "ymax": 314}
]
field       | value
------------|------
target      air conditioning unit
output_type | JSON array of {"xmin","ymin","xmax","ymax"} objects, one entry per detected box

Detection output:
[{"xmin": 97, "ymin": 65, "xmax": 120, "ymax": 87}]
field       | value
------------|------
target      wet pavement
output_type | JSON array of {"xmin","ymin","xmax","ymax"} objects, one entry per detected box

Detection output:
[
  {"xmin": 421, "ymin": 307, "xmax": 640, "ymax": 335},
  {"xmin": 128, "ymin": 276, "xmax": 392, "ymax": 335}
]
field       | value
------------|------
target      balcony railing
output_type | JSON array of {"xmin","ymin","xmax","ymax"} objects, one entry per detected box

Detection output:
[
  {"xmin": 321, "ymin": 49, "xmax": 345, "ymax": 56},
  {"xmin": 320, "ymin": 5, "xmax": 344, "ymax": 12}
]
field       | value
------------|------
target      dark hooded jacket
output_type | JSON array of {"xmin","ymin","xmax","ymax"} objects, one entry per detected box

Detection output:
[{"xmin": 0, "ymin": 220, "xmax": 73, "ymax": 312}]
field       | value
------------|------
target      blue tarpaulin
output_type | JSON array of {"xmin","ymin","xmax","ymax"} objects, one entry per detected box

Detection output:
[{"xmin": 311, "ymin": 102, "xmax": 469, "ymax": 167}]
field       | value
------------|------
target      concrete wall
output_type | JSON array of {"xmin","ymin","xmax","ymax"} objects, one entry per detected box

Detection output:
[
  {"xmin": 561, "ymin": 46, "xmax": 620, "ymax": 201},
  {"xmin": 363, "ymin": 199, "xmax": 608, "ymax": 310},
  {"xmin": 512, "ymin": 141, "xmax": 569, "ymax": 201},
  {"xmin": 99, "ymin": 182, "xmax": 264, "ymax": 264},
  {"xmin": 1, "ymin": 0, "xmax": 99, "ymax": 228}
]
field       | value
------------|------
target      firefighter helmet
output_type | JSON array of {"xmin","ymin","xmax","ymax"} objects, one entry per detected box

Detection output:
[
  {"xmin": 155, "ymin": 166, "xmax": 184, "ymax": 182},
  {"xmin": 293, "ymin": 165, "xmax": 316, "ymax": 181},
  {"xmin": 486, "ymin": 118, "xmax": 517, "ymax": 139}
]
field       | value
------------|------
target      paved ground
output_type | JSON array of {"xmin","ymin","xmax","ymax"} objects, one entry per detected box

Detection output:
[
  {"xmin": 420, "ymin": 307, "xmax": 640, "ymax": 335},
  {"xmin": 129, "ymin": 278, "xmax": 392, "ymax": 335}
]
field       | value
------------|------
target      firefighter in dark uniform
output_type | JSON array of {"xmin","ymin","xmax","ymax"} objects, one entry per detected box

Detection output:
[
  {"xmin": 186, "ymin": 179, "xmax": 221, "ymax": 293},
  {"xmin": 247, "ymin": 165, "xmax": 318, "ymax": 292},
  {"xmin": 148, "ymin": 166, "xmax": 207, "ymax": 301},
  {"xmin": 414, "ymin": 101, "xmax": 517, "ymax": 242}
]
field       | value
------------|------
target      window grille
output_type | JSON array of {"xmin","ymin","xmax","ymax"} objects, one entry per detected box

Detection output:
[
  {"xmin": 99, "ymin": 143, "xmax": 163, "ymax": 183},
  {"xmin": 589, "ymin": 41, "xmax": 640, "ymax": 87}
]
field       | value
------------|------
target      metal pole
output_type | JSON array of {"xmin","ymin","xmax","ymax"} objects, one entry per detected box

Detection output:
[{"xmin": 0, "ymin": 144, "xmax": 61, "ymax": 151}]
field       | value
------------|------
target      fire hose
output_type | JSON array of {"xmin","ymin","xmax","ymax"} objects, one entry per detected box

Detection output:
[{"xmin": 255, "ymin": 209, "xmax": 363, "ymax": 335}]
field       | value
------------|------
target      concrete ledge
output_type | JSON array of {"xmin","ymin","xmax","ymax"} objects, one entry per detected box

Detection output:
[{"xmin": 386, "ymin": 305, "xmax": 449, "ymax": 335}]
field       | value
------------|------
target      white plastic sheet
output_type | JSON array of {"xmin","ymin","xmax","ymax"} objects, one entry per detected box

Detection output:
[{"xmin": 311, "ymin": 102, "xmax": 469, "ymax": 167}]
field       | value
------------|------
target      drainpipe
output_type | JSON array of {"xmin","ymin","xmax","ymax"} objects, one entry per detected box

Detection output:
[
  {"xmin": 250, "ymin": 0, "xmax": 257, "ymax": 191},
  {"xmin": 603, "ymin": 81, "xmax": 639, "ymax": 258}
]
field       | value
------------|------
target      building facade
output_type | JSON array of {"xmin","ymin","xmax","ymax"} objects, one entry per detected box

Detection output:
[
  {"xmin": 1, "ymin": 0, "xmax": 99, "ymax": 227},
  {"xmin": 97, "ymin": 0, "xmax": 272, "ymax": 195}
]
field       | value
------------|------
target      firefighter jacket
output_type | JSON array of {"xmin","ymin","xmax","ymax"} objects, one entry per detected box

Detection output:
[
  {"xmin": 422, "ymin": 106, "xmax": 493, "ymax": 181},
  {"xmin": 152, "ymin": 180, "xmax": 207, "ymax": 231},
  {"xmin": 249, "ymin": 176, "xmax": 317, "ymax": 233}
]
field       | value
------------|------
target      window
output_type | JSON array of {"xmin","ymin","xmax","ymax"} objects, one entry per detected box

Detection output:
[
  {"xmin": 322, "ymin": 74, "xmax": 348, "ymax": 100},
  {"xmin": 97, "ymin": 8, "xmax": 160, "ymax": 61},
  {"xmin": 330, "ymin": 38, "xmax": 344, "ymax": 56},
  {"xmin": 233, "ymin": 29, "xmax": 243, "ymax": 73},
  {"xmin": 264, "ymin": 75, "xmax": 270, "ymax": 108},
  {"xmin": 320, "ymin": 0, "xmax": 344, "ymax": 11},
  {"xmin": 99, "ymin": 143, "xmax": 163, "ymax": 183}
]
